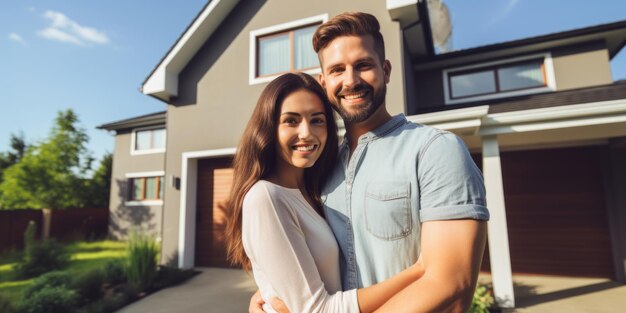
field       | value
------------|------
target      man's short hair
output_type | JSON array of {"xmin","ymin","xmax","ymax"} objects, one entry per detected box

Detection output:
[{"xmin": 313, "ymin": 12, "xmax": 386, "ymax": 63}]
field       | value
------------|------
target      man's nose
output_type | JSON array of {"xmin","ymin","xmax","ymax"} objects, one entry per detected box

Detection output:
[{"xmin": 343, "ymin": 68, "xmax": 360, "ymax": 89}]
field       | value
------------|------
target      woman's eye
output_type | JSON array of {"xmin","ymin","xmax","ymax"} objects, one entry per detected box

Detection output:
[
  {"xmin": 311, "ymin": 118, "xmax": 326, "ymax": 125},
  {"xmin": 283, "ymin": 118, "xmax": 297, "ymax": 125}
]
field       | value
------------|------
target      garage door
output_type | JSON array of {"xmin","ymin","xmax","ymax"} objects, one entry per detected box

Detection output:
[
  {"xmin": 477, "ymin": 146, "xmax": 614, "ymax": 278},
  {"xmin": 195, "ymin": 157, "xmax": 235, "ymax": 267}
]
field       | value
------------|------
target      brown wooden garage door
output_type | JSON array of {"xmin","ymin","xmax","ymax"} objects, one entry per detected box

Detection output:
[
  {"xmin": 477, "ymin": 146, "xmax": 614, "ymax": 278},
  {"xmin": 195, "ymin": 157, "xmax": 235, "ymax": 267}
]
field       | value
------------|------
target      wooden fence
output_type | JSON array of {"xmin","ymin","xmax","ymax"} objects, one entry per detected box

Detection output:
[{"xmin": 0, "ymin": 208, "xmax": 108, "ymax": 254}]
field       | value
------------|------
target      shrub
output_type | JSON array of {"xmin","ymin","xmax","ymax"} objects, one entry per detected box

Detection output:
[
  {"xmin": 468, "ymin": 284, "xmax": 495, "ymax": 313},
  {"xmin": 102, "ymin": 259, "xmax": 126, "ymax": 285},
  {"xmin": 14, "ymin": 236, "xmax": 70, "ymax": 279},
  {"xmin": 125, "ymin": 232, "xmax": 159, "ymax": 292},
  {"xmin": 71, "ymin": 268, "xmax": 105, "ymax": 302},
  {"xmin": 19, "ymin": 285, "xmax": 79, "ymax": 313},
  {"xmin": 23, "ymin": 271, "xmax": 73, "ymax": 299},
  {"xmin": 0, "ymin": 293, "xmax": 18, "ymax": 313},
  {"xmin": 152, "ymin": 265, "xmax": 199, "ymax": 290}
]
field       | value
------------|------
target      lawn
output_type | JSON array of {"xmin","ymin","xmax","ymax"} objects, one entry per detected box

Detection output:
[{"xmin": 0, "ymin": 240, "xmax": 126, "ymax": 307}]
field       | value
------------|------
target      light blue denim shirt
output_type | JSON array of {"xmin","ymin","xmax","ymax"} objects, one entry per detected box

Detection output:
[{"xmin": 322, "ymin": 114, "xmax": 489, "ymax": 290}]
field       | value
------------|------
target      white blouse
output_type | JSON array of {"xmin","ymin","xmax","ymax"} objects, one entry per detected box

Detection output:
[{"xmin": 242, "ymin": 180, "xmax": 359, "ymax": 313}]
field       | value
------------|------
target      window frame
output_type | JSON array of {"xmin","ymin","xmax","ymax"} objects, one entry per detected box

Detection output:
[
  {"xmin": 130, "ymin": 126, "xmax": 166, "ymax": 155},
  {"xmin": 125, "ymin": 171, "xmax": 165, "ymax": 206},
  {"xmin": 442, "ymin": 52, "xmax": 556, "ymax": 105},
  {"xmin": 249, "ymin": 14, "xmax": 328, "ymax": 85}
]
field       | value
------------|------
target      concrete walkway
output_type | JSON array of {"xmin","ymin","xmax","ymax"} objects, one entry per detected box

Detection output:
[
  {"xmin": 116, "ymin": 267, "xmax": 257, "ymax": 313},
  {"xmin": 479, "ymin": 274, "xmax": 626, "ymax": 312},
  {"xmin": 117, "ymin": 268, "xmax": 626, "ymax": 313}
]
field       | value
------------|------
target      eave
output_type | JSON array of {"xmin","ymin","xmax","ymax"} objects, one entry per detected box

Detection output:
[{"xmin": 141, "ymin": 0, "xmax": 242, "ymax": 102}]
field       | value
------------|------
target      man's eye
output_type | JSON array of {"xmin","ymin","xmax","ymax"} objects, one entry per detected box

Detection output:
[
  {"xmin": 357, "ymin": 63, "xmax": 373, "ymax": 70},
  {"xmin": 329, "ymin": 67, "xmax": 343, "ymax": 74}
]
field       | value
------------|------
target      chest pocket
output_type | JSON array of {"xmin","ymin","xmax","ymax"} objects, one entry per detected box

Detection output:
[{"xmin": 364, "ymin": 181, "xmax": 412, "ymax": 240}]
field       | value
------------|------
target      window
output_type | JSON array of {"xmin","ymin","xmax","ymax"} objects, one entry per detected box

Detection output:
[
  {"xmin": 443, "ymin": 53, "xmax": 555, "ymax": 105},
  {"xmin": 131, "ymin": 127, "xmax": 166, "ymax": 154},
  {"xmin": 129, "ymin": 176, "xmax": 163, "ymax": 201},
  {"xmin": 249, "ymin": 14, "xmax": 328, "ymax": 85}
]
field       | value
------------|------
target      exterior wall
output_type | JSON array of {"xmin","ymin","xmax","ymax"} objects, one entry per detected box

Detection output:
[
  {"xmin": 412, "ymin": 68, "xmax": 444, "ymax": 113},
  {"xmin": 552, "ymin": 42, "xmax": 612, "ymax": 91},
  {"xmin": 410, "ymin": 42, "xmax": 613, "ymax": 114},
  {"xmin": 159, "ymin": 0, "xmax": 407, "ymax": 264},
  {"xmin": 109, "ymin": 130, "xmax": 165, "ymax": 240}
]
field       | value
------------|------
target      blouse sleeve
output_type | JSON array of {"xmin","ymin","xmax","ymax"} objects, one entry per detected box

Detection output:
[{"xmin": 242, "ymin": 183, "xmax": 358, "ymax": 313}]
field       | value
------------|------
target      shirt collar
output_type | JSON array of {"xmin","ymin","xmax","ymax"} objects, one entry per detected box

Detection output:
[{"xmin": 339, "ymin": 114, "xmax": 408, "ymax": 151}]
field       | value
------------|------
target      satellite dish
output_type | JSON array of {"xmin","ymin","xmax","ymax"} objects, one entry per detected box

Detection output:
[{"xmin": 427, "ymin": 0, "xmax": 452, "ymax": 52}]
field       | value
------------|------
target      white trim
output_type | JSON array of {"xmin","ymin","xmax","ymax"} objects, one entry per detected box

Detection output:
[
  {"xmin": 125, "ymin": 171, "xmax": 165, "ymax": 178},
  {"xmin": 407, "ymin": 98, "xmax": 626, "ymax": 136},
  {"xmin": 249, "ymin": 14, "xmax": 328, "ymax": 85},
  {"xmin": 130, "ymin": 126, "xmax": 166, "ymax": 156},
  {"xmin": 125, "ymin": 200, "xmax": 164, "ymax": 206},
  {"xmin": 443, "ymin": 52, "xmax": 556, "ymax": 105},
  {"xmin": 142, "ymin": 0, "xmax": 242, "ymax": 100},
  {"xmin": 482, "ymin": 136, "xmax": 515, "ymax": 308},
  {"xmin": 178, "ymin": 147, "xmax": 237, "ymax": 269},
  {"xmin": 480, "ymin": 98, "xmax": 626, "ymax": 136}
]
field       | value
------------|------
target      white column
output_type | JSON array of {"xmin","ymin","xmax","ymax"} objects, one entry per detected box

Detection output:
[{"xmin": 482, "ymin": 135, "xmax": 515, "ymax": 308}]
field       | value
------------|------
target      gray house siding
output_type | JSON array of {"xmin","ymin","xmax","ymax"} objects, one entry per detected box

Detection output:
[
  {"xmin": 409, "ymin": 41, "xmax": 614, "ymax": 114},
  {"xmin": 158, "ymin": 0, "xmax": 408, "ymax": 264},
  {"xmin": 109, "ymin": 130, "xmax": 165, "ymax": 239}
]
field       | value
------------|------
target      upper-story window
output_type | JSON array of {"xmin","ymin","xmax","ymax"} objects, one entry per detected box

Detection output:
[
  {"xmin": 131, "ymin": 127, "xmax": 166, "ymax": 155},
  {"xmin": 249, "ymin": 14, "xmax": 328, "ymax": 85},
  {"xmin": 443, "ymin": 53, "xmax": 556, "ymax": 105}
]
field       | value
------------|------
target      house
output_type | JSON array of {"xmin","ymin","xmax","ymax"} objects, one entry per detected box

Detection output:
[{"xmin": 99, "ymin": 0, "xmax": 626, "ymax": 308}]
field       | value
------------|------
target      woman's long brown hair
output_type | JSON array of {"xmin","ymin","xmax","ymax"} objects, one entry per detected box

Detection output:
[{"xmin": 224, "ymin": 72, "xmax": 338, "ymax": 270}]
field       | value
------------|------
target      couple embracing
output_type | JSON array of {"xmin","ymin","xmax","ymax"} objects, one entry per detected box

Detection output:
[{"xmin": 224, "ymin": 12, "xmax": 489, "ymax": 313}]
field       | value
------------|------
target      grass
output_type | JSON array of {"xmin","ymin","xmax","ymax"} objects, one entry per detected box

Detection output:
[{"xmin": 0, "ymin": 240, "xmax": 126, "ymax": 307}]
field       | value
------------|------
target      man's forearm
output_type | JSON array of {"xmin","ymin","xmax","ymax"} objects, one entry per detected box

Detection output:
[{"xmin": 374, "ymin": 272, "xmax": 475, "ymax": 313}]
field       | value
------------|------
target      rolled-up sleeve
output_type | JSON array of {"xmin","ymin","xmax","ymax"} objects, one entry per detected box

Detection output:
[{"xmin": 417, "ymin": 133, "xmax": 490, "ymax": 222}]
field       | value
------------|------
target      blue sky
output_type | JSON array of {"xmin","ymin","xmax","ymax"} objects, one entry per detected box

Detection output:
[{"xmin": 1, "ymin": 0, "xmax": 626, "ymax": 163}]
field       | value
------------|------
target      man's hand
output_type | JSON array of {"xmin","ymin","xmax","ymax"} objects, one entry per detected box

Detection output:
[
  {"xmin": 269, "ymin": 297, "xmax": 289, "ymax": 313},
  {"xmin": 248, "ymin": 290, "xmax": 290, "ymax": 313},
  {"xmin": 248, "ymin": 290, "xmax": 264, "ymax": 313}
]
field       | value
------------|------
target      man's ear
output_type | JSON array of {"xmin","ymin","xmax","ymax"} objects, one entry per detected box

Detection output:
[
  {"xmin": 318, "ymin": 73, "xmax": 325, "ymax": 88},
  {"xmin": 383, "ymin": 60, "xmax": 392, "ymax": 84}
]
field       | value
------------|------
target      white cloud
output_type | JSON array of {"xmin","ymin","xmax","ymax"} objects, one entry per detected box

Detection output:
[
  {"xmin": 38, "ymin": 10, "xmax": 109, "ymax": 46},
  {"xmin": 8, "ymin": 32, "xmax": 27, "ymax": 45},
  {"xmin": 38, "ymin": 27, "xmax": 84, "ymax": 46}
]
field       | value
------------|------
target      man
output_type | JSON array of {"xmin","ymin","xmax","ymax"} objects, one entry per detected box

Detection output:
[{"xmin": 252, "ymin": 12, "xmax": 489, "ymax": 312}]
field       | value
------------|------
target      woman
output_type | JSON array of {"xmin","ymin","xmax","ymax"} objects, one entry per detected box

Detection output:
[{"xmin": 224, "ymin": 73, "xmax": 422, "ymax": 313}]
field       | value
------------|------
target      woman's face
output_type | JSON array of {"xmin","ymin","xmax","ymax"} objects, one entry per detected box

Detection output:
[{"xmin": 276, "ymin": 89, "xmax": 328, "ymax": 169}]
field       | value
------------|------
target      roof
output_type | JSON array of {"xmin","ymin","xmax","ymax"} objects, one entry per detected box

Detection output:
[
  {"xmin": 415, "ymin": 82, "xmax": 626, "ymax": 115},
  {"xmin": 142, "ymin": 0, "xmax": 432, "ymax": 102},
  {"xmin": 97, "ymin": 111, "xmax": 166, "ymax": 132},
  {"xmin": 141, "ymin": 0, "xmax": 241, "ymax": 102},
  {"xmin": 414, "ymin": 19, "xmax": 626, "ymax": 70}
]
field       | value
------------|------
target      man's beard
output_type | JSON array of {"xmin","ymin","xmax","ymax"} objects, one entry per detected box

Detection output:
[{"xmin": 331, "ymin": 83, "xmax": 386, "ymax": 124}]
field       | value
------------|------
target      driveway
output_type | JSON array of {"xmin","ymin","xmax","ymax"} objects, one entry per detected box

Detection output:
[
  {"xmin": 117, "ymin": 268, "xmax": 626, "ymax": 313},
  {"xmin": 479, "ymin": 274, "xmax": 626, "ymax": 312},
  {"xmin": 116, "ymin": 267, "xmax": 257, "ymax": 313}
]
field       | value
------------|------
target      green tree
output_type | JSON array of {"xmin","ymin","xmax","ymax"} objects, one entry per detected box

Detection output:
[
  {"xmin": 0, "ymin": 109, "xmax": 92, "ymax": 209},
  {"xmin": 0, "ymin": 132, "xmax": 28, "ymax": 181},
  {"xmin": 82, "ymin": 152, "xmax": 112, "ymax": 208}
]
